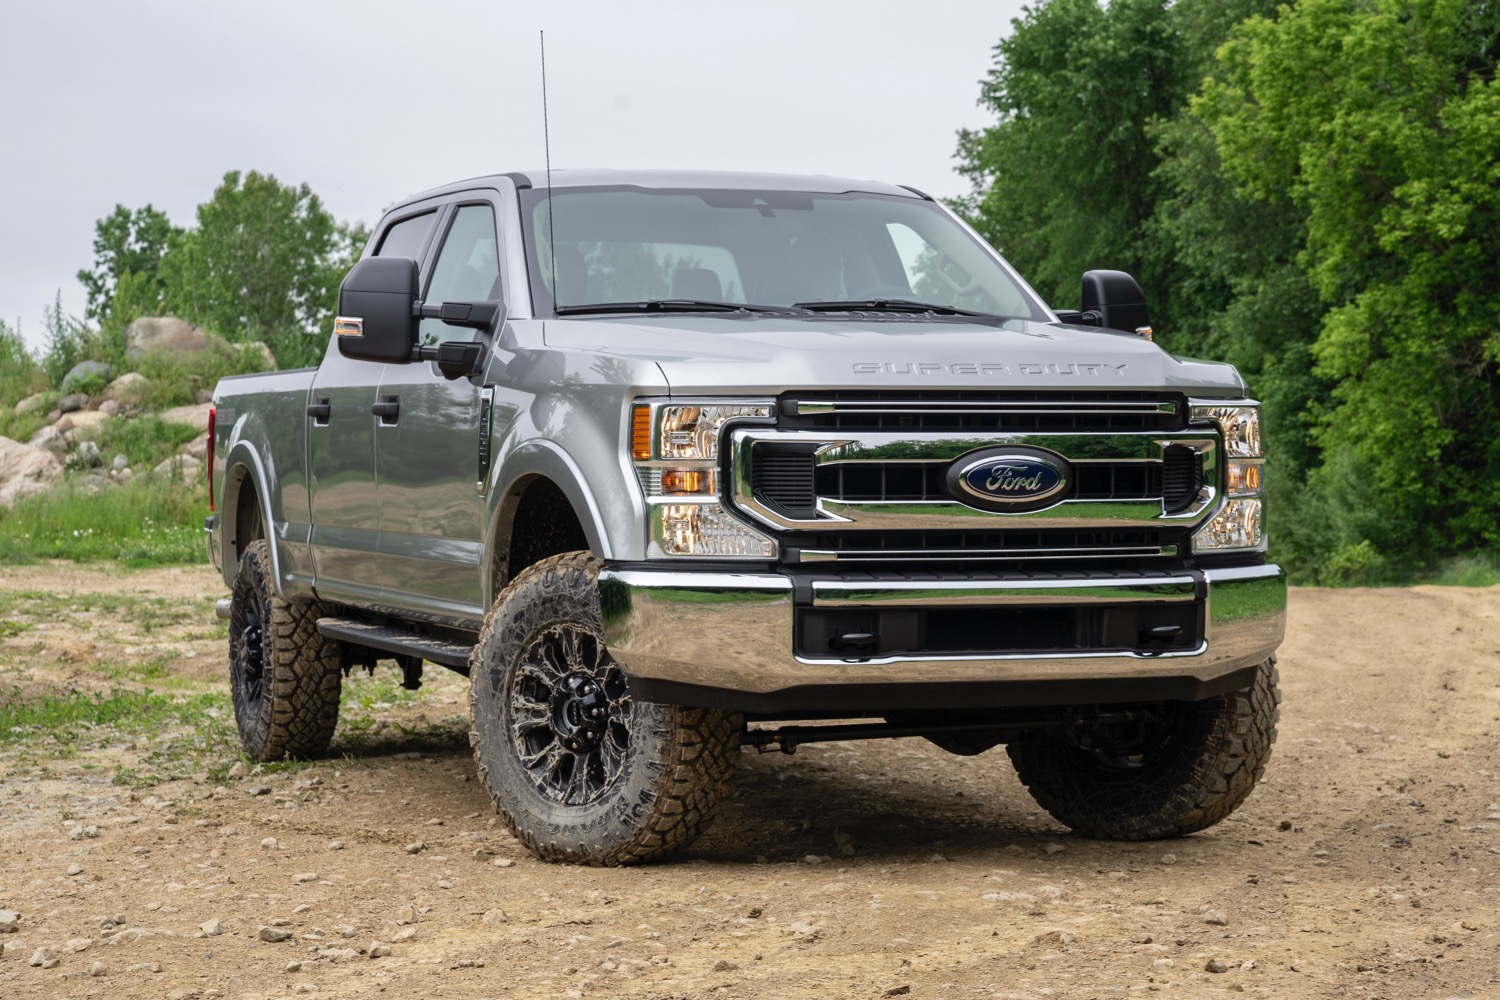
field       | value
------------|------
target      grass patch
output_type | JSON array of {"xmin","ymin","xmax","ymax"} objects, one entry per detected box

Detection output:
[
  {"xmin": 0, "ymin": 477, "xmax": 208, "ymax": 564},
  {"xmin": 0, "ymin": 686, "xmax": 230, "ymax": 747}
]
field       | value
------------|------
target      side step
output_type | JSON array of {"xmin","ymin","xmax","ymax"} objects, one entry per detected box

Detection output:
[{"xmin": 315, "ymin": 618, "xmax": 474, "ymax": 670}]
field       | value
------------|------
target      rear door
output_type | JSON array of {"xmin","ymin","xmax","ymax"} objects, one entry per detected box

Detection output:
[
  {"xmin": 307, "ymin": 206, "xmax": 442, "ymax": 604},
  {"xmin": 372, "ymin": 199, "xmax": 502, "ymax": 622}
]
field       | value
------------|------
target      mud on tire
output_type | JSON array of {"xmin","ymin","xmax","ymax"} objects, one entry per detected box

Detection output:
[
  {"xmin": 1007, "ymin": 658, "xmax": 1280, "ymax": 840},
  {"xmin": 228, "ymin": 540, "xmax": 344, "ymax": 761},
  {"xmin": 468, "ymin": 552, "xmax": 742, "ymax": 866}
]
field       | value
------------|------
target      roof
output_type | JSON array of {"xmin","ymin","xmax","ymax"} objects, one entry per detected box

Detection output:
[{"xmin": 392, "ymin": 168, "xmax": 925, "ymax": 211}]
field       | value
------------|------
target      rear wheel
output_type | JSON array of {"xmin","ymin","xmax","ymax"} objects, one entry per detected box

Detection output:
[
  {"xmin": 468, "ymin": 552, "xmax": 742, "ymax": 866},
  {"xmin": 228, "ymin": 540, "xmax": 344, "ymax": 761},
  {"xmin": 1007, "ymin": 659, "xmax": 1280, "ymax": 839}
]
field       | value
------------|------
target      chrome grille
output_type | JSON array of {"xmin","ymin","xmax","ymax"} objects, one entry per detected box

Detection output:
[{"xmin": 781, "ymin": 390, "xmax": 1188, "ymax": 433}]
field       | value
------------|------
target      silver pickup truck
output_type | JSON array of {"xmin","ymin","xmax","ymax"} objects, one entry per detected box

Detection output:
[{"xmin": 207, "ymin": 169, "xmax": 1284, "ymax": 865}]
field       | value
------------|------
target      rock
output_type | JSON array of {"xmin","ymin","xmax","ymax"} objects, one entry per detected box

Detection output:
[
  {"xmin": 152, "ymin": 454, "xmax": 203, "ymax": 482},
  {"xmin": 405, "ymin": 841, "xmax": 426, "ymax": 855},
  {"xmin": 1206, "ymin": 958, "xmax": 1230, "ymax": 973},
  {"xmin": 67, "ymin": 863, "xmax": 83, "ymax": 876},
  {"xmin": 0, "ymin": 436, "xmax": 64, "ymax": 507},
  {"xmin": 1204, "ymin": 910, "xmax": 1230, "ymax": 926},
  {"xmin": 103, "ymin": 372, "xmax": 150, "ymax": 405},
  {"xmin": 472, "ymin": 848, "xmax": 490, "ymax": 862},
  {"xmin": 481, "ymin": 909, "xmax": 508, "ymax": 925},
  {"xmin": 1043, "ymin": 842, "xmax": 1066, "ymax": 855},
  {"xmin": 199, "ymin": 918, "xmax": 223, "ymax": 936},
  {"xmin": 436, "ymin": 879, "xmax": 454, "ymax": 889},
  {"xmin": 1160, "ymin": 853, "xmax": 1178, "ymax": 866},
  {"xmin": 158, "ymin": 402, "xmax": 214, "ymax": 429},
  {"xmin": 713, "ymin": 959, "xmax": 739, "ymax": 972},
  {"xmin": 76, "ymin": 473, "xmax": 109, "ymax": 495},
  {"xmin": 74, "ymin": 440, "xmax": 103, "ymax": 468},
  {"xmin": 61, "ymin": 360, "xmax": 113, "ymax": 394},
  {"xmin": 110, "ymin": 453, "xmax": 129, "ymax": 471},
  {"xmin": 55, "ymin": 392, "xmax": 88, "ymax": 414},
  {"xmin": 390, "ymin": 927, "xmax": 416, "ymax": 943},
  {"xmin": 182, "ymin": 435, "xmax": 209, "ymax": 460},
  {"xmin": 246, "ymin": 341, "xmax": 278, "ymax": 369},
  {"xmin": 26, "ymin": 425, "xmax": 68, "ymax": 459},
  {"xmin": 127, "ymin": 962, "xmax": 162, "ymax": 973},
  {"xmin": 883, "ymin": 988, "xmax": 911, "ymax": 998},
  {"xmin": 258, "ymin": 926, "xmax": 293, "ymax": 943},
  {"xmin": 286, "ymin": 960, "xmax": 302, "ymax": 972},
  {"xmin": 492, "ymin": 858, "xmax": 515, "ymax": 868},
  {"xmin": 88, "ymin": 960, "xmax": 107, "ymax": 976},
  {"xmin": 226, "ymin": 761, "xmax": 248, "ymax": 779},
  {"xmin": 369, "ymin": 942, "xmax": 391, "ymax": 958},
  {"xmin": 99, "ymin": 399, "xmax": 122, "ymax": 418},
  {"xmin": 13, "ymin": 393, "xmax": 48, "ymax": 416},
  {"xmin": 30, "ymin": 947, "xmax": 57, "ymax": 967},
  {"xmin": 124, "ymin": 317, "xmax": 231, "ymax": 358},
  {"xmin": 65, "ymin": 410, "xmax": 112, "ymax": 433},
  {"xmin": 0, "ymin": 909, "xmax": 18, "ymax": 933},
  {"xmin": 326, "ymin": 840, "xmax": 344, "ymax": 851},
  {"xmin": 293, "ymin": 873, "xmax": 319, "ymax": 884}
]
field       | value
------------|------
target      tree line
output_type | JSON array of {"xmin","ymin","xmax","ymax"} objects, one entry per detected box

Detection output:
[
  {"xmin": 956, "ymin": 0, "xmax": 1499, "ymax": 583},
  {"xmin": 74, "ymin": 171, "xmax": 367, "ymax": 371}
]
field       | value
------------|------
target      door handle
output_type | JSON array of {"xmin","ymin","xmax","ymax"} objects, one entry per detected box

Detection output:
[
  {"xmin": 372, "ymin": 396, "xmax": 401, "ymax": 424},
  {"xmin": 306, "ymin": 397, "xmax": 331, "ymax": 422}
]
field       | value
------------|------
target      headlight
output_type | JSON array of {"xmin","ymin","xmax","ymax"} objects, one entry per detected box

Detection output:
[
  {"xmin": 631, "ymin": 400, "xmax": 777, "ymax": 558},
  {"xmin": 1191, "ymin": 402, "xmax": 1266, "ymax": 552}
]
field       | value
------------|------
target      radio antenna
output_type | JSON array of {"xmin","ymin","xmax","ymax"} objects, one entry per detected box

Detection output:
[{"xmin": 541, "ymin": 30, "xmax": 558, "ymax": 308}]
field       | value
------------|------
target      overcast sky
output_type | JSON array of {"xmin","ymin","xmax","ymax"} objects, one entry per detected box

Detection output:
[{"xmin": 2, "ymin": 0, "xmax": 1027, "ymax": 350}]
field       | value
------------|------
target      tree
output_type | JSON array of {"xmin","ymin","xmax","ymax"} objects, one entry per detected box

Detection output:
[
  {"xmin": 1195, "ymin": 0, "xmax": 1500, "ymax": 575},
  {"xmin": 76, "ymin": 204, "xmax": 177, "ymax": 325},
  {"xmin": 161, "ymin": 170, "xmax": 366, "ymax": 368},
  {"xmin": 954, "ymin": 0, "xmax": 1186, "ymax": 316}
]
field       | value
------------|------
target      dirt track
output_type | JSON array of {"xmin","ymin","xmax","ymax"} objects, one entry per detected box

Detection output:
[{"xmin": 1, "ymin": 564, "xmax": 1498, "ymax": 999}]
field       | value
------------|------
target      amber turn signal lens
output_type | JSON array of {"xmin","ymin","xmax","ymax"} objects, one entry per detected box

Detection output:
[
  {"xmin": 1227, "ymin": 460, "xmax": 1263, "ymax": 496},
  {"xmin": 631, "ymin": 405, "xmax": 652, "ymax": 461},
  {"xmin": 661, "ymin": 469, "xmax": 715, "ymax": 495}
]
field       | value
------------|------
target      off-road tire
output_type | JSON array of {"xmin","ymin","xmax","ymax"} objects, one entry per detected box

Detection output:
[
  {"xmin": 228, "ymin": 539, "xmax": 344, "ymax": 761},
  {"xmin": 468, "ymin": 552, "xmax": 742, "ymax": 866},
  {"xmin": 1007, "ymin": 658, "xmax": 1280, "ymax": 839}
]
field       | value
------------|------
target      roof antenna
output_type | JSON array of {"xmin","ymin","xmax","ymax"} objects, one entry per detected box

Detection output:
[{"xmin": 541, "ymin": 30, "xmax": 558, "ymax": 309}]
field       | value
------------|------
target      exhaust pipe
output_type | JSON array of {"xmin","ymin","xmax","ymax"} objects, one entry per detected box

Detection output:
[{"xmin": 214, "ymin": 597, "xmax": 233, "ymax": 621}]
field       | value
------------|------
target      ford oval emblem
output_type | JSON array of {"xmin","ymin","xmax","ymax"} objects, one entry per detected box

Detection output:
[{"xmin": 948, "ymin": 448, "xmax": 1071, "ymax": 511}]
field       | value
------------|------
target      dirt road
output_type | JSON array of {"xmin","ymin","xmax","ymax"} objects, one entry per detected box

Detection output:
[{"xmin": 1, "ymin": 564, "xmax": 1497, "ymax": 999}]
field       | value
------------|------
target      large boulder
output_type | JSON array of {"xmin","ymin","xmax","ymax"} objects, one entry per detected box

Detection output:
[
  {"xmin": 54, "ymin": 393, "xmax": 87, "ymax": 415},
  {"xmin": 0, "ymin": 437, "xmax": 64, "ymax": 507},
  {"xmin": 124, "ymin": 317, "xmax": 231, "ymax": 358},
  {"xmin": 159, "ymin": 402, "xmax": 214, "ymax": 429},
  {"xmin": 103, "ymin": 372, "xmax": 150, "ymax": 405},
  {"xmin": 152, "ymin": 454, "xmax": 203, "ymax": 482},
  {"xmin": 13, "ymin": 393, "xmax": 49, "ymax": 417},
  {"xmin": 60, "ymin": 360, "xmax": 113, "ymax": 395},
  {"xmin": 25, "ymin": 425, "xmax": 68, "ymax": 460}
]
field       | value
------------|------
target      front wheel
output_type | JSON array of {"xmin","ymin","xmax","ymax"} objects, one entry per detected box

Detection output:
[
  {"xmin": 227, "ymin": 539, "xmax": 344, "ymax": 761},
  {"xmin": 468, "ymin": 552, "xmax": 742, "ymax": 866},
  {"xmin": 1007, "ymin": 659, "xmax": 1280, "ymax": 839}
]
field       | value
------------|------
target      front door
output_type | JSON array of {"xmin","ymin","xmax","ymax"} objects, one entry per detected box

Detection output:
[{"xmin": 373, "ymin": 202, "xmax": 502, "ymax": 623}]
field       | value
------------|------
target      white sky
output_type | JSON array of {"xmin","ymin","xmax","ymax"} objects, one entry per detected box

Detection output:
[{"xmin": 2, "ymin": 0, "xmax": 1026, "ymax": 350}]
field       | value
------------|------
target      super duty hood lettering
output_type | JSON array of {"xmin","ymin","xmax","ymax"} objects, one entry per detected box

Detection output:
[{"xmin": 852, "ymin": 361, "xmax": 1129, "ymax": 377}]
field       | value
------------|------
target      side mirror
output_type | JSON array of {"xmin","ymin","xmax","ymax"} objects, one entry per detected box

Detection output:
[
  {"xmin": 336, "ymin": 257, "xmax": 419, "ymax": 363},
  {"xmin": 1080, "ymin": 269, "xmax": 1151, "ymax": 338}
]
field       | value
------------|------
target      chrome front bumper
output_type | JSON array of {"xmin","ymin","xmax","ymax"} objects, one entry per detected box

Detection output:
[{"xmin": 598, "ymin": 563, "xmax": 1286, "ymax": 711}]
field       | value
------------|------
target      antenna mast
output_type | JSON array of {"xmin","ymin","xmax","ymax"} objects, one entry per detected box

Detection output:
[{"xmin": 541, "ymin": 30, "xmax": 558, "ymax": 308}]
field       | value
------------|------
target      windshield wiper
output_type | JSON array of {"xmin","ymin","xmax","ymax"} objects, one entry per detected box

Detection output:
[
  {"xmin": 793, "ymin": 298, "xmax": 992, "ymax": 317},
  {"xmin": 554, "ymin": 300, "xmax": 793, "ymax": 316}
]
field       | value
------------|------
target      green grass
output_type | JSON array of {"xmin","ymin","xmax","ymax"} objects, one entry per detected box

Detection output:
[
  {"xmin": 0, "ymin": 476, "xmax": 209, "ymax": 564},
  {"xmin": 0, "ymin": 686, "xmax": 231, "ymax": 747},
  {"xmin": 77, "ymin": 414, "xmax": 201, "ymax": 470}
]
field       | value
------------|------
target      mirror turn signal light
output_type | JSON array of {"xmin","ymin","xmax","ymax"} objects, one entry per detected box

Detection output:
[{"xmin": 333, "ymin": 316, "xmax": 364, "ymax": 338}]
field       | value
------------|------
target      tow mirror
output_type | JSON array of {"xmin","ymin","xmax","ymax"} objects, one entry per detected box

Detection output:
[
  {"xmin": 1079, "ymin": 269, "xmax": 1152, "ymax": 339},
  {"xmin": 336, "ymin": 257, "xmax": 419, "ymax": 363}
]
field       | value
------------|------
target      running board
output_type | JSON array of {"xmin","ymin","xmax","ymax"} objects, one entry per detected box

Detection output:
[{"xmin": 314, "ymin": 618, "xmax": 474, "ymax": 670}]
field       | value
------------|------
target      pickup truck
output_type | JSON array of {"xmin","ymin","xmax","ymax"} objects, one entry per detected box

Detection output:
[{"xmin": 207, "ymin": 169, "xmax": 1284, "ymax": 865}]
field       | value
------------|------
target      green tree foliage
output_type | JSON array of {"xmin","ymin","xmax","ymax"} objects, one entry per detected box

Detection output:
[
  {"xmin": 955, "ymin": 0, "xmax": 1186, "ymax": 313},
  {"xmin": 159, "ymin": 170, "xmax": 367, "ymax": 368},
  {"xmin": 959, "ymin": 0, "xmax": 1500, "ymax": 581},
  {"xmin": 76, "ymin": 204, "xmax": 177, "ymax": 326},
  {"xmin": 0, "ymin": 318, "xmax": 46, "ymax": 409},
  {"xmin": 1196, "ymin": 0, "xmax": 1500, "ymax": 576}
]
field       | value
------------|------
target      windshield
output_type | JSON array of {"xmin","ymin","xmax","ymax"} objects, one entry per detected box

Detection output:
[{"xmin": 520, "ymin": 186, "xmax": 1048, "ymax": 321}]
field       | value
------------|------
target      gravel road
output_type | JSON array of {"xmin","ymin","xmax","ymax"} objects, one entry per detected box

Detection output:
[{"xmin": 0, "ymin": 565, "xmax": 1497, "ymax": 999}]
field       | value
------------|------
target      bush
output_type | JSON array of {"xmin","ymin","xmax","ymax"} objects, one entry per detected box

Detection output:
[
  {"xmin": 0, "ymin": 319, "xmax": 46, "ymax": 410},
  {"xmin": 77, "ymin": 415, "xmax": 202, "ymax": 470},
  {"xmin": 128, "ymin": 343, "xmax": 270, "ymax": 410}
]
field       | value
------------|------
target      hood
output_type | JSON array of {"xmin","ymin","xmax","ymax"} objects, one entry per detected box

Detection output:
[{"xmin": 542, "ymin": 315, "xmax": 1247, "ymax": 397}]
